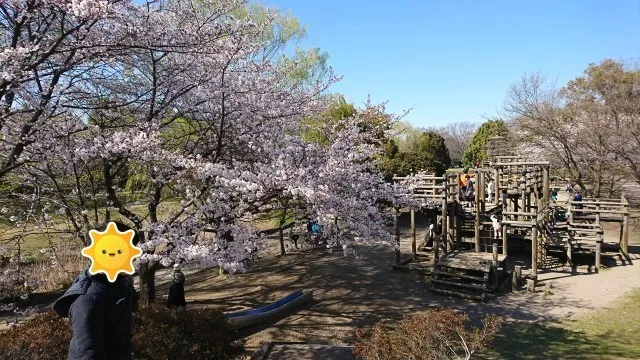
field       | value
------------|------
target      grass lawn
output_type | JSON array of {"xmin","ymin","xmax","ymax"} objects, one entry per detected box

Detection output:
[{"xmin": 486, "ymin": 288, "xmax": 640, "ymax": 360}]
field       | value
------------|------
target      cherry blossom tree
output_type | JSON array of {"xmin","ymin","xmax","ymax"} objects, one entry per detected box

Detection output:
[{"xmin": 2, "ymin": 0, "xmax": 411, "ymax": 307}]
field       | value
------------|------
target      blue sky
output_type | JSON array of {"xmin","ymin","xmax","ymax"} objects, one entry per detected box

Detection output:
[{"xmin": 263, "ymin": 0, "xmax": 640, "ymax": 128}]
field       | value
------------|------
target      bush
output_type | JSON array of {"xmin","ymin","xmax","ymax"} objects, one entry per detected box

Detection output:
[
  {"xmin": 0, "ymin": 306, "xmax": 245, "ymax": 360},
  {"xmin": 354, "ymin": 308, "xmax": 502, "ymax": 360},
  {"xmin": 0, "ymin": 311, "xmax": 72, "ymax": 360},
  {"xmin": 133, "ymin": 305, "xmax": 244, "ymax": 360}
]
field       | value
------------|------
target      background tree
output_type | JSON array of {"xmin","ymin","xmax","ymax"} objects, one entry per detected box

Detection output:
[
  {"xmin": 381, "ymin": 131, "xmax": 451, "ymax": 179},
  {"xmin": 462, "ymin": 118, "xmax": 510, "ymax": 167},
  {"xmin": 434, "ymin": 122, "xmax": 479, "ymax": 165},
  {"xmin": 503, "ymin": 60, "xmax": 639, "ymax": 196}
]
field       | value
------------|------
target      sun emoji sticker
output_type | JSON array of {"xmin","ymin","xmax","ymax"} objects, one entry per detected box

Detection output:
[{"xmin": 81, "ymin": 222, "xmax": 142, "ymax": 282}]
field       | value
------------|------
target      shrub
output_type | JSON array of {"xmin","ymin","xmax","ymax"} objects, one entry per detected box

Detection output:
[
  {"xmin": 0, "ymin": 306, "xmax": 245, "ymax": 360},
  {"xmin": 354, "ymin": 308, "xmax": 502, "ymax": 360},
  {"xmin": 0, "ymin": 311, "xmax": 72, "ymax": 360},
  {"xmin": 133, "ymin": 305, "xmax": 245, "ymax": 360}
]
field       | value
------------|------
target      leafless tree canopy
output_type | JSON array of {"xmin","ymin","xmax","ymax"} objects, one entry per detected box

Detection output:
[
  {"xmin": 503, "ymin": 60, "xmax": 640, "ymax": 197},
  {"xmin": 435, "ymin": 122, "xmax": 479, "ymax": 163}
]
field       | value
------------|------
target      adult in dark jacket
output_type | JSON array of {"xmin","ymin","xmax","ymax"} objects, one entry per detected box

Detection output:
[
  {"xmin": 167, "ymin": 268, "xmax": 186, "ymax": 308},
  {"xmin": 53, "ymin": 270, "xmax": 138, "ymax": 360},
  {"xmin": 53, "ymin": 221, "xmax": 139, "ymax": 360}
]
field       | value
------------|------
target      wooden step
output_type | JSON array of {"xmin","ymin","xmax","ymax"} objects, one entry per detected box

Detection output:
[
  {"xmin": 432, "ymin": 279, "xmax": 487, "ymax": 291},
  {"xmin": 433, "ymin": 270, "xmax": 487, "ymax": 282},
  {"xmin": 430, "ymin": 287, "xmax": 486, "ymax": 301}
]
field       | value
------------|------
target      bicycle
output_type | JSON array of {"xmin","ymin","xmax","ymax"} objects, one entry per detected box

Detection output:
[
  {"xmin": 240, "ymin": 248, "xmax": 260, "ymax": 271},
  {"xmin": 286, "ymin": 222, "xmax": 327, "ymax": 251}
]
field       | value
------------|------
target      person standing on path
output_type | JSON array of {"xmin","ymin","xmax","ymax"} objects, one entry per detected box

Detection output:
[{"xmin": 167, "ymin": 265, "xmax": 187, "ymax": 308}]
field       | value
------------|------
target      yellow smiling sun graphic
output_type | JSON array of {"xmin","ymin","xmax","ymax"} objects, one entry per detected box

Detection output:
[{"xmin": 81, "ymin": 222, "xmax": 142, "ymax": 282}]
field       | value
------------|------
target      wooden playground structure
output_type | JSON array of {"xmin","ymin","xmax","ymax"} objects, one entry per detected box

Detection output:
[{"xmin": 391, "ymin": 139, "xmax": 631, "ymax": 301}]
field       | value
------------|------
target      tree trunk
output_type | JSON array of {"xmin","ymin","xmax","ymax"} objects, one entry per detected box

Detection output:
[
  {"xmin": 595, "ymin": 160, "xmax": 603, "ymax": 198},
  {"xmin": 138, "ymin": 261, "xmax": 157, "ymax": 307},
  {"xmin": 279, "ymin": 225, "xmax": 285, "ymax": 255},
  {"xmin": 279, "ymin": 208, "xmax": 287, "ymax": 255}
]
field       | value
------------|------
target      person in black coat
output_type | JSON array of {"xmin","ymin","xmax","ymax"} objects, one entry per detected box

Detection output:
[
  {"xmin": 167, "ymin": 267, "xmax": 186, "ymax": 308},
  {"xmin": 53, "ymin": 270, "xmax": 138, "ymax": 360},
  {"xmin": 53, "ymin": 222, "xmax": 139, "ymax": 360}
]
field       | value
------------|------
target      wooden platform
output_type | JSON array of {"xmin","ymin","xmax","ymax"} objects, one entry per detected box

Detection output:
[
  {"xmin": 431, "ymin": 251, "xmax": 508, "ymax": 301},
  {"xmin": 438, "ymin": 252, "xmax": 506, "ymax": 272}
]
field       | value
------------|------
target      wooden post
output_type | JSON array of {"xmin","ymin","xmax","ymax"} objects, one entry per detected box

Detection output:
[
  {"xmin": 595, "ymin": 203, "xmax": 600, "ymax": 224},
  {"xmin": 622, "ymin": 195, "xmax": 629, "ymax": 258},
  {"xmin": 448, "ymin": 203, "xmax": 455, "ymax": 251},
  {"xmin": 394, "ymin": 207, "xmax": 400, "ymax": 265},
  {"xmin": 531, "ymin": 225, "xmax": 538, "ymax": 278},
  {"xmin": 480, "ymin": 172, "xmax": 486, "ymax": 213},
  {"xmin": 492, "ymin": 238, "xmax": 499, "ymax": 265},
  {"xmin": 569, "ymin": 205, "xmax": 574, "ymax": 224},
  {"xmin": 542, "ymin": 166, "xmax": 549, "ymax": 205},
  {"xmin": 455, "ymin": 202, "xmax": 462, "ymax": 249},
  {"xmin": 595, "ymin": 238, "xmax": 602, "ymax": 273},
  {"xmin": 514, "ymin": 265, "xmax": 522, "ymax": 288},
  {"xmin": 521, "ymin": 190, "xmax": 527, "ymax": 221},
  {"xmin": 474, "ymin": 185, "xmax": 480, "ymax": 252},
  {"xmin": 566, "ymin": 240, "xmax": 573, "ymax": 269},
  {"xmin": 502, "ymin": 224, "xmax": 508, "ymax": 256},
  {"xmin": 411, "ymin": 209, "xmax": 416, "ymax": 256},
  {"xmin": 442, "ymin": 199, "xmax": 448, "ymax": 253},
  {"xmin": 494, "ymin": 169, "xmax": 500, "ymax": 205},
  {"xmin": 432, "ymin": 232, "xmax": 440, "ymax": 266},
  {"xmin": 526, "ymin": 278, "xmax": 536, "ymax": 293}
]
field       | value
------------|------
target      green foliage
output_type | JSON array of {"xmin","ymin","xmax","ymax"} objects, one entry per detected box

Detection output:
[
  {"xmin": 301, "ymin": 95, "xmax": 356, "ymax": 145},
  {"xmin": 280, "ymin": 47, "xmax": 330, "ymax": 88},
  {"xmin": 462, "ymin": 118, "xmax": 510, "ymax": 167},
  {"xmin": 391, "ymin": 121, "xmax": 425, "ymax": 152},
  {"xmin": 381, "ymin": 131, "xmax": 451, "ymax": 179}
]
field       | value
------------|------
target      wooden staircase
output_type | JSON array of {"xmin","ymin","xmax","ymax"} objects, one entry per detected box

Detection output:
[{"xmin": 430, "ymin": 252, "xmax": 506, "ymax": 301}]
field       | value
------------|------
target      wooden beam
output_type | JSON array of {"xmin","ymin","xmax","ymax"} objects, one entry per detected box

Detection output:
[
  {"xmin": 494, "ymin": 161, "xmax": 551, "ymax": 166},
  {"xmin": 570, "ymin": 200, "xmax": 624, "ymax": 206},
  {"xmin": 502, "ymin": 211, "xmax": 537, "ymax": 217},
  {"xmin": 569, "ymin": 208, "xmax": 627, "ymax": 215}
]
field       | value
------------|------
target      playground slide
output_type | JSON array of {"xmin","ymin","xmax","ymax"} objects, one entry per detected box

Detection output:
[{"xmin": 225, "ymin": 289, "xmax": 313, "ymax": 328}]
